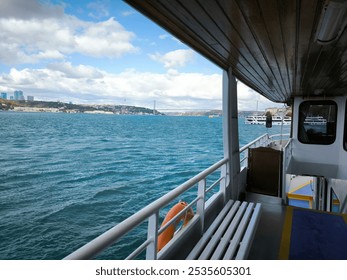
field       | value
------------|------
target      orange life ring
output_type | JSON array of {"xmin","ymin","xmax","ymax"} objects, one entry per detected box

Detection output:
[{"xmin": 157, "ymin": 201, "xmax": 194, "ymax": 252}]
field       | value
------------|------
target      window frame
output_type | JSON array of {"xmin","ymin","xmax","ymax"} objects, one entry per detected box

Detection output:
[
  {"xmin": 344, "ymin": 100, "xmax": 347, "ymax": 151},
  {"xmin": 298, "ymin": 100, "xmax": 337, "ymax": 145}
]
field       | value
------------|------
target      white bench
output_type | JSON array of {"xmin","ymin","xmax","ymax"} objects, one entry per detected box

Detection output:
[{"xmin": 186, "ymin": 200, "xmax": 261, "ymax": 260}]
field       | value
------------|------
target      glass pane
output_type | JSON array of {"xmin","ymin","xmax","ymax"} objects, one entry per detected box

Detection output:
[{"xmin": 298, "ymin": 101, "xmax": 337, "ymax": 144}]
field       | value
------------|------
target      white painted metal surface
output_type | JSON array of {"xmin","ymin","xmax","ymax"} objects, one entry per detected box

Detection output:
[
  {"xmin": 186, "ymin": 200, "xmax": 261, "ymax": 260},
  {"xmin": 290, "ymin": 96, "xmax": 347, "ymax": 179}
]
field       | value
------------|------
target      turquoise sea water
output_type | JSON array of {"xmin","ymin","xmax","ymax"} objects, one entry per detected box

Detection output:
[{"xmin": 0, "ymin": 112, "xmax": 289, "ymax": 259}]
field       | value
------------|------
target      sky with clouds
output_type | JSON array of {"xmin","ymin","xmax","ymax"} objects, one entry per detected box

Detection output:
[{"xmin": 0, "ymin": 0, "xmax": 279, "ymax": 111}]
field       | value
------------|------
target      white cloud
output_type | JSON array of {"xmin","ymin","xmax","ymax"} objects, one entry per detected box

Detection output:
[
  {"xmin": 75, "ymin": 18, "xmax": 138, "ymax": 58},
  {"xmin": 0, "ymin": 65, "xmax": 223, "ymax": 109},
  {"xmin": 158, "ymin": 34, "xmax": 184, "ymax": 45},
  {"xmin": 1, "ymin": 64, "xmax": 280, "ymax": 111},
  {"xmin": 47, "ymin": 62, "xmax": 104, "ymax": 79},
  {"xmin": 159, "ymin": 34, "xmax": 170, "ymax": 40},
  {"xmin": 237, "ymin": 82, "xmax": 278, "ymax": 111},
  {"xmin": 0, "ymin": 0, "xmax": 64, "ymax": 19},
  {"xmin": 122, "ymin": 10, "xmax": 136, "ymax": 17},
  {"xmin": 0, "ymin": 0, "xmax": 279, "ymax": 111},
  {"xmin": 0, "ymin": 4, "xmax": 138, "ymax": 65},
  {"xmin": 149, "ymin": 49, "xmax": 195, "ymax": 69},
  {"xmin": 87, "ymin": 1, "xmax": 110, "ymax": 19}
]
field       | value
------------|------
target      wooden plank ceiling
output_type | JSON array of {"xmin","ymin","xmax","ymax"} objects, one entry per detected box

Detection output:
[{"xmin": 125, "ymin": 0, "xmax": 347, "ymax": 104}]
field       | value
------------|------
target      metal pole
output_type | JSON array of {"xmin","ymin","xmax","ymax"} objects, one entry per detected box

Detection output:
[
  {"xmin": 197, "ymin": 179, "xmax": 206, "ymax": 233},
  {"xmin": 222, "ymin": 68, "xmax": 240, "ymax": 201},
  {"xmin": 146, "ymin": 212, "xmax": 159, "ymax": 260}
]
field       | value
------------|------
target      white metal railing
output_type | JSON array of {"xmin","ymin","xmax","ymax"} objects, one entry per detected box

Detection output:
[
  {"xmin": 240, "ymin": 133, "xmax": 290, "ymax": 169},
  {"xmin": 64, "ymin": 133, "xmax": 290, "ymax": 260},
  {"xmin": 269, "ymin": 133, "xmax": 290, "ymax": 144},
  {"xmin": 64, "ymin": 158, "xmax": 228, "ymax": 260},
  {"xmin": 240, "ymin": 134, "xmax": 270, "ymax": 168},
  {"xmin": 282, "ymin": 138, "xmax": 293, "ymax": 201},
  {"xmin": 282, "ymin": 137, "xmax": 293, "ymax": 173}
]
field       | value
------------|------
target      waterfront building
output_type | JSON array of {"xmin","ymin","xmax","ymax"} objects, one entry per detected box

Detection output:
[
  {"xmin": 14, "ymin": 90, "xmax": 24, "ymax": 100},
  {"xmin": 0, "ymin": 92, "xmax": 7, "ymax": 99},
  {"xmin": 27, "ymin": 96, "xmax": 34, "ymax": 101}
]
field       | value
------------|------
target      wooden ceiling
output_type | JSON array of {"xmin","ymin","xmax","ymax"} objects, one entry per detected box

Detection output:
[{"xmin": 125, "ymin": 0, "xmax": 347, "ymax": 104}]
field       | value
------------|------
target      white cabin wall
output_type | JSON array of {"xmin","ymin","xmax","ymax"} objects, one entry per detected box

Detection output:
[{"xmin": 290, "ymin": 96, "xmax": 347, "ymax": 180}]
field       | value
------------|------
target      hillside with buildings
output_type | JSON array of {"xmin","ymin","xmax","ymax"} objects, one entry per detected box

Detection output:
[
  {"xmin": 1, "ymin": 90, "xmax": 291, "ymax": 117},
  {"xmin": 0, "ymin": 99, "xmax": 163, "ymax": 115}
]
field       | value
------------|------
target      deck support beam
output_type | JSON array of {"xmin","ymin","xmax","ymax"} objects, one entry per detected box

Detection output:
[{"xmin": 222, "ymin": 68, "xmax": 240, "ymax": 201}]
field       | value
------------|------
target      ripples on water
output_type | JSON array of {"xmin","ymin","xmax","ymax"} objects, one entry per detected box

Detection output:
[{"xmin": 0, "ymin": 112, "xmax": 288, "ymax": 259}]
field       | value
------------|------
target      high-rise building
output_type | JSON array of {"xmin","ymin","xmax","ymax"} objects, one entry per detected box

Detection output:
[
  {"xmin": 27, "ymin": 96, "xmax": 34, "ymax": 101},
  {"xmin": 0, "ymin": 92, "xmax": 7, "ymax": 99},
  {"xmin": 14, "ymin": 90, "xmax": 24, "ymax": 100}
]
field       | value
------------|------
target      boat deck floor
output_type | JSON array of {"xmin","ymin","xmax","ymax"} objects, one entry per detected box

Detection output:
[
  {"xmin": 247, "ymin": 201, "xmax": 286, "ymax": 259},
  {"xmin": 246, "ymin": 193, "xmax": 347, "ymax": 259}
]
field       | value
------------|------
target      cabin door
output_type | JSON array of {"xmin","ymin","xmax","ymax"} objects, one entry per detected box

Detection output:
[{"xmin": 246, "ymin": 147, "xmax": 282, "ymax": 197}]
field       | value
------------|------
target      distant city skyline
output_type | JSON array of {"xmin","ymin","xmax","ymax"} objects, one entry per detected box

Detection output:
[
  {"xmin": 0, "ymin": 89, "xmax": 280, "ymax": 113},
  {"xmin": 0, "ymin": 0, "xmax": 279, "ymax": 111},
  {"xmin": 0, "ymin": 90, "xmax": 34, "ymax": 101}
]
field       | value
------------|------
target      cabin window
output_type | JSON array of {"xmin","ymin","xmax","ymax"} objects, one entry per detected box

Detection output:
[
  {"xmin": 344, "ymin": 100, "xmax": 347, "ymax": 151},
  {"xmin": 298, "ymin": 101, "xmax": 337, "ymax": 145}
]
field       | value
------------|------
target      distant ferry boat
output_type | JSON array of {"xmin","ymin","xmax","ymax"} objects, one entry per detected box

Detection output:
[
  {"xmin": 304, "ymin": 116, "xmax": 327, "ymax": 125},
  {"xmin": 245, "ymin": 114, "xmax": 292, "ymax": 125}
]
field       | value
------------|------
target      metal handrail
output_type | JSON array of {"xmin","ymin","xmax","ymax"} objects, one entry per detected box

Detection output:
[
  {"xmin": 239, "ymin": 133, "xmax": 269, "ymax": 153},
  {"xmin": 269, "ymin": 133, "xmax": 290, "ymax": 140},
  {"xmin": 239, "ymin": 133, "xmax": 290, "ymax": 167},
  {"xmin": 206, "ymin": 176, "xmax": 224, "ymax": 193},
  {"xmin": 125, "ymin": 239, "xmax": 152, "ymax": 260},
  {"xmin": 239, "ymin": 134, "xmax": 270, "ymax": 167},
  {"xmin": 64, "ymin": 133, "xmax": 291, "ymax": 260},
  {"xmin": 64, "ymin": 157, "xmax": 228, "ymax": 260}
]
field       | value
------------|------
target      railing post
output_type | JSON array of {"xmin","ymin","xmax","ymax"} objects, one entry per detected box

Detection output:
[
  {"xmin": 220, "ymin": 163, "xmax": 229, "ymax": 202},
  {"xmin": 244, "ymin": 149, "xmax": 249, "ymax": 168},
  {"xmin": 282, "ymin": 140, "xmax": 289, "ymax": 203},
  {"xmin": 146, "ymin": 211, "xmax": 159, "ymax": 260},
  {"xmin": 197, "ymin": 179, "xmax": 206, "ymax": 233},
  {"xmin": 281, "ymin": 139, "xmax": 293, "ymax": 203}
]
